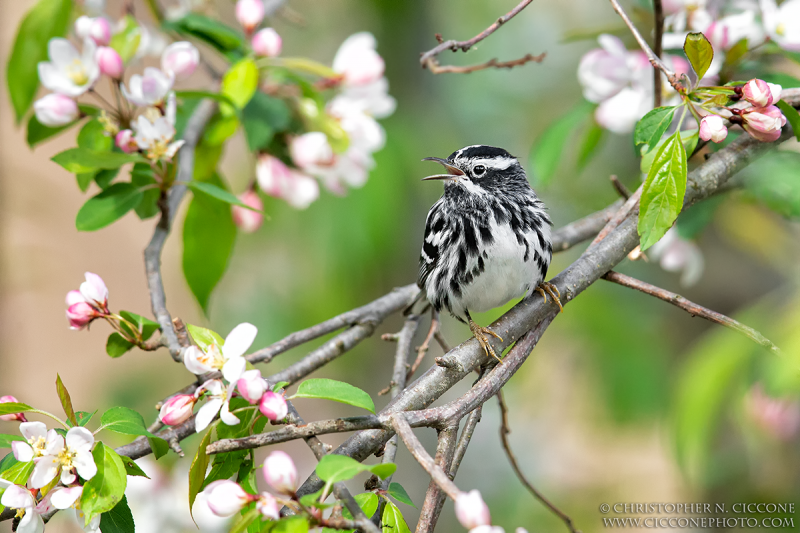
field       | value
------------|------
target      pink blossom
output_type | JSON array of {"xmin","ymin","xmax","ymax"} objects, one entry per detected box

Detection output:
[
  {"xmin": 0, "ymin": 396, "xmax": 27, "ymax": 423},
  {"xmin": 96, "ymin": 46, "xmax": 123, "ymax": 79},
  {"xmin": 88, "ymin": 18, "xmax": 111, "ymax": 46},
  {"xmin": 235, "ymin": 0, "xmax": 265, "ymax": 34},
  {"xmin": 742, "ymin": 78, "xmax": 776, "ymax": 107},
  {"xmin": 252, "ymin": 28, "xmax": 282, "ymax": 57},
  {"xmin": 66, "ymin": 301, "xmax": 100, "ymax": 330},
  {"xmin": 699, "ymin": 115, "xmax": 727, "ymax": 143},
  {"xmin": 237, "ymin": 369, "xmax": 267, "ymax": 404},
  {"xmin": 259, "ymin": 391, "xmax": 288, "ymax": 421},
  {"xmin": 289, "ymin": 132, "xmax": 334, "ymax": 169},
  {"xmin": 333, "ymin": 33, "xmax": 385, "ymax": 86},
  {"xmin": 742, "ymin": 105, "xmax": 786, "ymax": 142},
  {"xmin": 159, "ymin": 394, "xmax": 196, "ymax": 425},
  {"xmin": 262, "ymin": 450, "xmax": 297, "ymax": 495},
  {"xmin": 256, "ymin": 492, "xmax": 280, "ymax": 520},
  {"xmin": 232, "ymin": 190, "xmax": 264, "ymax": 233},
  {"xmin": 33, "ymin": 93, "xmax": 79, "ymax": 127},
  {"xmin": 256, "ymin": 154, "xmax": 320, "ymax": 209},
  {"xmin": 204, "ymin": 480, "xmax": 253, "ymax": 517},
  {"xmin": 161, "ymin": 42, "xmax": 199, "ymax": 81},
  {"xmin": 455, "ymin": 490, "xmax": 491, "ymax": 529},
  {"xmin": 747, "ymin": 384, "xmax": 800, "ymax": 440},
  {"xmin": 761, "ymin": 0, "xmax": 800, "ymax": 52},
  {"xmin": 115, "ymin": 129, "xmax": 138, "ymax": 153}
]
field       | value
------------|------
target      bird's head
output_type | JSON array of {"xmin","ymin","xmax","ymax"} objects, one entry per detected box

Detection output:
[{"xmin": 422, "ymin": 145, "xmax": 527, "ymax": 196}]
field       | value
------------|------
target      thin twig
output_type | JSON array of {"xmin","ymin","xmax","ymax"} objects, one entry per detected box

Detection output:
[
  {"xmin": 450, "ymin": 407, "xmax": 482, "ymax": 477},
  {"xmin": 590, "ymin": 186, "xmax": 642, "ymax": 246},
  {"xmin": 406, "ymin": 310, "xmax": 441, "ymax": 385},
  {"xmin": 606, "ymin": 0, "xmax": 682, "ymax": 92},
  {"xmin": 420, "ymin": 0, "xmax": 541, "ymax": 74},
  {"xmin": 425, "ymin": 53, "xmax": 546, "ymax": 74},
  {"xmin": 602, "ymin": 271, "xmax": 781, "ymax": 355},
  {"xmin": 609, "ymin": 175, "xmax": 631, "ymax": 199},
  {"xmin": 653, "ymin": 0, "xmax": 665, "ymax": 107},
  {"xmin": 416, "ymin": 424, "xmax": 460, "ymax": 533},
  {"xmin": 497, "ymin": 391, "xmax": 580, "ymax": 533}
]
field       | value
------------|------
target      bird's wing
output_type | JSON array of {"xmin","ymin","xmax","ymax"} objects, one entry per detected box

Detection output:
[{"xmin": 418, "ymin": 199, "xmax": 447, "ymax": 289}]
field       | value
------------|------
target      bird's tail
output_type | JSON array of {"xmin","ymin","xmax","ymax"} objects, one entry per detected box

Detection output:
[{"xmin": 403, "ymin": 289, "xmax": 430, "ymax": 316}]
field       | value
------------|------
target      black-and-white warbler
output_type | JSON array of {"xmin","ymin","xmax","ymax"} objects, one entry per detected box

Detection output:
[{"xmin": 412, "ymin": 145, "xmax": 562, "ymax": 362}]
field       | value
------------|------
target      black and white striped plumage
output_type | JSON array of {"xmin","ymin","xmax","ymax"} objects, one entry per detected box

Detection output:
[{"xmin": 417, "ymin": 145, "xmax": 553, "ymax": 325}]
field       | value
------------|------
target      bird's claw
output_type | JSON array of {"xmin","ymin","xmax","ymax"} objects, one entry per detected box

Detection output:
[
  {"xmin": 536, "ymin": 282, "xmax": 564, "ymax": 313},
  {"xmin": 469, "ymin": 319, "xmax": 504, "ymax": 363}
]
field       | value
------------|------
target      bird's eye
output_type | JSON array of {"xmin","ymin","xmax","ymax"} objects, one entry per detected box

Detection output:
[{"xmin": 473, "ymin": 165, "xmax": 486, "ymax": 176}]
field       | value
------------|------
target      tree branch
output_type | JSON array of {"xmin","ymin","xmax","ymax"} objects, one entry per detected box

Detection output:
[
  {"xmin": 449, "ymin": 407, "xmax": 482, "ymax": 477},
  {"xmin": 653, "ymin": 0, "xmax": 665, "ymax": 107},
  {"xmin": 416, "ymin": 424, "xmax": 459, "ymax": 533},
  {"xmin": 498, "ymin": 391, "xmax": 579, "ymax": 533},
  {"xmin": 601, "ymin": 271, "xmax": 781, "ymax": 354},
  {"xmin": 420, "ymin": 0, "xmax": 542, "ymax": 74}
]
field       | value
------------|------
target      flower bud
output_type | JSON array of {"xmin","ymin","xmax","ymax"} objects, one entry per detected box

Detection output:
[
  {"xmin": 0, "ymin": 396, "xmax": 27, "ymax": 423},
  {"xmin": 235, "ymin": 0, "xmax": 265, "ymax": 34},
  {"xmin": 80, "ymin": 272, "xmax": 108, "ymax": 309},
  {"xmin": 261, "ymin": 451, "xmax": 297, "ymax": 495},
  {"xmin": 699, "ymin": 115, "xmax": 727, "ymax": 143},
  {"xmin": 743, "ymin": 105, "xmax": 787, "ymax": 142},
  {"xmin": 115, "ymin": 129, "xmax": 137, "ymax": 153},
  {"xmin": 237, "ymin": 369, "xmax": 268, "ymax": 404},
  {"xmin": 455, "ymin": 490, "xmax": 491, "ymax": 529},
  {"xmin": 96, "ymin": 46, "xmax": 123, "ymax": 79},
  {"xmin": 75, "ymin": 16, "xmax": 93, "ymax": 40},
  {"xmin": 332, "ymin": 32, "xmax": 385, "ymax": 86},
  {"xmin": 204, "ymin": 480, "xmax": 252, "ymax": 517},
  {"xmin": 469, "ymin": 527, "xmax": 505, "ymax": 533},
  {"xmin": 252, "ymin": 28, "xmax": 282, "ymax": 57},
  {"xmin": 33, "ymin": 94, "xmax": 79, "ymax": 127},
  {"xmin": 289, "ymin": 132, "xmax": 334, "ymax": 169},
  {"xmin": 232, "ymin": 191, "xmax": 264, "ymax": 233},
  {"xmin": 88, "ymin": 17, "xmax": 112, "ymax": 46},
  {"xmin": 742, "ymin": 79, "xmax": 775, "ymax": 107},
  {"xmin": 161, "ymin": 42, "xmax": 199, "ymax": 81},
  {"xmin": 256, "ymin": 492, "xmax": 280, "ymax": 520},
  {"xmin": 259, "ymin": 391, "xmax": 288, "ymax": 421},
  {"xmin": 159, "ymin": 394, "xmax": 196, "ymax": 425},
  {"xmin": 66, "ymin": 302, "xmax": 100, "ymax": 330}
]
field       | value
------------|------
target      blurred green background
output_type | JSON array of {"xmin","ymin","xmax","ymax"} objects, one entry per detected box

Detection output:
[{"xmin": 1, "ymin": 0, "xmax": 800, "ymax": 531}]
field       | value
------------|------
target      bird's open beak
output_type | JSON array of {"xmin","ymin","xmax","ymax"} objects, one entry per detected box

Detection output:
[{"xmin": 421, "ymin": 157, "xmax": 464, "ymax": 181}]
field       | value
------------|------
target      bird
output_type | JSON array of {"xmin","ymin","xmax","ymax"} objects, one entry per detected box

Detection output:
[{"xmin": 412, "ymin": 144, "xmax": 562, "ymax": 362}]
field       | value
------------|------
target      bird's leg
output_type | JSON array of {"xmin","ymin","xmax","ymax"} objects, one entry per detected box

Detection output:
[
  {"xmin": 465, "ymin": 311, "xmax": 504, "ymax": 363},
  {"xmin": 535, "ymin": 281, "xmax": 564, "ymax": 313}
]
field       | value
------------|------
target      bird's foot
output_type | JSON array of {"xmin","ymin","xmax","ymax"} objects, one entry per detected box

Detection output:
[
  {"xmin": 468, "ymin": 319, "xmax": 504, "ymax": 363},
  {"xmin": 535, "ymin": 282, "xmax": 564, "ymax": 313}
]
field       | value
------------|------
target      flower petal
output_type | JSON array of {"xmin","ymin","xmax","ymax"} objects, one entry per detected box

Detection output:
[
  {"xmin": 195, "ymin": 399, "xmax": 223, "ymax": 433},
  {"xmin": 30, "ymin": 455, "xmax": 60, "ymax": 489},
  {"xmin": 0, "ymin": 484, "xmax": 34, "ymax": 509},
  {"xmin": 61, "ymin": 468, "xmax": 77, "ymax": 486},
  {"xmin": 49, "ymin": 38, "xmax": 80, "ymax": 67},
  {"xmin": 73, "ymin": 451, "xmax": 97, "ymax": 481},
  {"xmin": 50, "ymin": 486, "xmax": 83, "ymax": 510},
  {"xmin": 20, "ymin": 422, "xmax": 47, "ymax": 442},
  {"xmin": 65, "ymin": 427, "xmax": 94, "ymax": 452},
  {"xmin": 223, "ymin": 323, "xmax": 257, "ymax": 359},
  {"xmin": 184, "ymin": 346, "xmax": 215, "ymax": 375},
  {"xmin": 221, "ymin": 356, "xmax": 246, "ymax": 383},
  {"xmin": 11, "ymin": 442, "xmax": 34, "ymax": 462},
  {"xmin": 17, "ymin": 508, "xmax": 44, "ymax": 533}
]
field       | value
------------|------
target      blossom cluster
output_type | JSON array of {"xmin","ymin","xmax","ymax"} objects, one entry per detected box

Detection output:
[
  {"xmin": 158, "ymin": 322, "xmax": 288, "ymax": 432},
  {"xmin": 0, "ymin": 412, "xmax": 100, "ymax": 533},
  {"xmin": 456, "ymin": 489, "xmax": 529, "ymax": 533}
]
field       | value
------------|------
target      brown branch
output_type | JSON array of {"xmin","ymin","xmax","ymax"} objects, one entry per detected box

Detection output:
[
  {"xmin": 424, "ymin": 52, "xmax": 546, "ymax": 74},
  {"xmin": 416, "ymin": 424, "xmax": 459, "ymax": 533},
  {"xmin": 551, "ymin": 200, "xmax": 623, "ymax": 251},
  {"xmin": 609, "ymin": 175, "xmax": 631, "ymax": 199},
  {"xmin": 498, "ymin": 391, "xmax": 580, "ymax": 533},
  {"xmin": 601, "ymin": 271, "xmax": 781, "ymax": 355},
  {"xmin": 450, "ymin": 407, "xmax": 482, "ymax": 477},
  {"xmin": 607, "ymin": 0, "xmax": 683, "ymax": 92},
  {"xmin": 406, "ymin": 311, "xmax": 441, "ymax": 386},
  {"xmin": 653, "ymin": 0, "xmax": 665, "ymax": 107},
  {"xmin": 420, "ymin": 0, "xmax": 541, "ymax": 74},
  {"xmin": 590, "ymin": 186, "xmax": 642, "ymax": 246}
]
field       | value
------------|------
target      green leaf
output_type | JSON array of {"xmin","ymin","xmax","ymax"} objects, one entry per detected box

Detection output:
[
  {"xmin": 6, "ymin": 0, "xmax": 73, "ymax": 122},
  {"xmin": 119, "ymin": 456, "xmax": 149, "ymax": 478},
  {"xmin": 722, "ymin": 38, "xmax": 748, "ymax": 72},
  {"xmin": 75, "ymin": 410, "xmax": 97, "ymax": 427},
  {"xmin": 0, "ymin": 460, "xmax": 34, "ymax": 513},
  {"xmin": 0, "ymin": 435, "xmax": 24, "ymax": 448},
  {"xmin": 230, "ymin": 508, "xmax": 260, "ymax": 533},
  {"xmin": 106, "ymin": 333, "xmax": 135, "ymax": 358},
  {"xmin": 683, "ymin": 32, "xmax": 714, "ymax": 80},
  {"xmin": 99, "ymin": 495, "xmax": 135, "ymax": 533},
  {"xmin": 189, "ymin": 427, "xmax": 214, "ymax": 520},
  {"xmin": 203, "ymin": 114, "xmax": 240, "ymax": 146},
  {"xmin": 530, "ymin": 100, "xmax": 594, "ymax": 185},
  {"xmin": 221, "ymin": 58, "xmax": 259, "ymax": 114},
  {"xmin": 94, "ymin": 168, "xmax": 121, "ymax": 190},
  {"xmin": 78, "ymin": 119, "xmax": 113, "ymax": 151},
  {"xmin": 381, "ymin": 501, "xmax": 411, "ymax": 533},
  {"xmin": 292, "ymin": 379, "xmax": 375, "ymax": 413},
  {"xmin": 202, "ymin": 451, "xmax": 247, "ymax": 490},
  {"xmin": 52, "ymin": 148, "xmax": 144, "ymax": 174},
  {"xmin": 343, "ymin": 492, "xmax": 379, "ymax": 519},
  {"xmin": 634, "ymin": 106, "xmax": 676, "ymax": 154},
  {"xmin": 0, "ymin": 402, "xmax": 32, "ymax": 416},
  {"xmin": 742, "ymin": 151, "xmax": 800, "ymax": 218},
  {"xmin": 56, "ymin": 374, "xmax": 78, "ymax": 426},
  {"xmin": 76, "ymin": 183, "xmax": 144, "ymax": 231},
  {"xmin": 576, "ymin": 120, "xmax": 605, "ymax": 169},
  {"xmin": 186, "ymin": 324, "xmax": 225, "ymax": 351},
  {"xmin": 131, "ymin": 163, "xmax": 160, "ymax": 219},
  {"xmin": 176, "ymin": 90, "xmax": 239, "ymax": 111},
  {"xmin": 315, "ymin": 455, "xmax": 395, "ymax": 484},
  {"xmin": 638, "ymin": 131, "xmax": 687, "ymax": 250},
  {"xmin": 100, "ymin": 406, "xmax": 160, "ymax": 438},
  {"xmin": 269, "ymin": 517, "xmax": 310, "ymax": 533},
  {"xmin": 242, "ymin": 92, "xmax": 292, "ymax": 152},
  {"xmin": 26, "ymin": 114, "xmax": 80, "ymax": 148},
  {"xmin": 81, "ymin": 443, "xmax": 128, "ymax": 525},
  {"xmin": 183, "ymin": 175, "xmax": 237, "ymax": 312},
  {"xmin": 387, "ymin": 482, "xmax": 415, "ymax": 507},
  {"xmin": 119, "ymin": 310, "xmax": 160, "ymax": 341},
  {"xmin": 148, "ymin": 436, "xmax": 170, "ymax": 460},
  {"xmin": 163, "ymin": 14, "xmax": 245, "ymax": 55},
  {"xmin": 272, "ymin": 381, "xmax": 289, "ymax": 392},
  {"xmin": 109, "ymin": 15, "xmax": 141, "ymax": 62},
  {"xmin": 776, "ymin": 100, "xmax": 800, "ymax": 141},
  {"xmin": 188, "ymin": 181, "xmax": 260, "ymax": 210}
]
